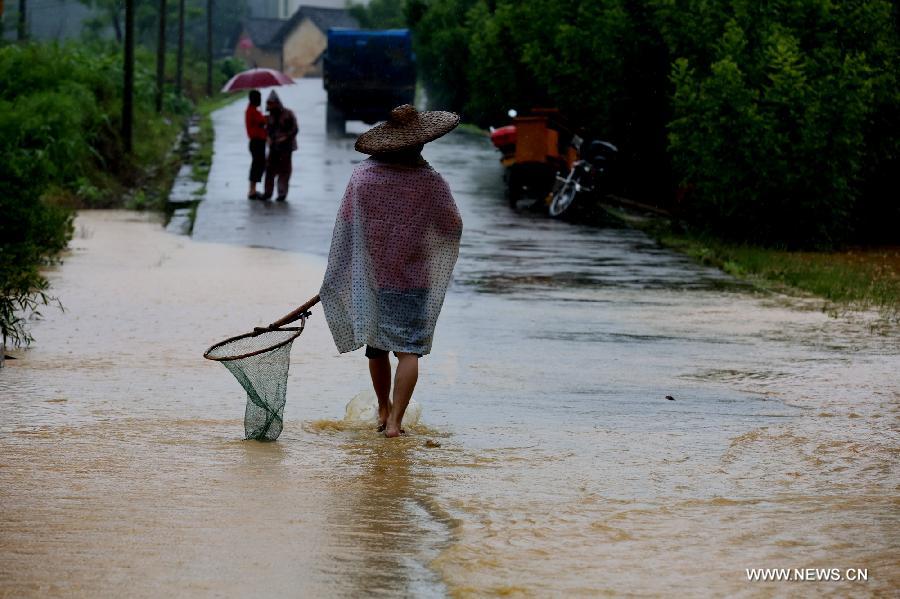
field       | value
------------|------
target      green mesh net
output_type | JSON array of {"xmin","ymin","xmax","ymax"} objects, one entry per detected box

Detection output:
[{"xmin": 204, "ymin": 323, "xmax": 305, "ymax": 441}]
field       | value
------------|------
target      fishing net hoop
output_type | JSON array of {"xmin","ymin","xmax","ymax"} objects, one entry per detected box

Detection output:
[{"xmin": 203, "ymin": 318, "xmax": 306, "ymax": 362}]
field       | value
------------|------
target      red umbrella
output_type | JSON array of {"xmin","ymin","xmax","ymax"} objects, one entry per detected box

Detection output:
[{"xmin": 221, "ymin": 68, "xmax": 294, "ymax": 93}]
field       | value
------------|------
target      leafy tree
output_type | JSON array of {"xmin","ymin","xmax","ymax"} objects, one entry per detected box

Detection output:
[
  {"xmin": 408, "ymin": 0, "xmax": 898, "ymax": 245},
  {"xmin": 409, "ymin": 0, "xmax": 478, "ymax": 112},
  {"xmin": 79, "ymin": 0, "xmax": 246, "ymax": 52},
  {"xmin": 349, "ymin": 0, "xmax": 407, "ymax": 29},
  {"xmin": 663, "ymin": 0, "xmax": 895, "ymax": 245},
  {"xmin": 464, "ymin": 1, "xmax": 548, "ymax": 124},
  {"xmin": 0, "ymin": 188, "xmax": 72, "ymax": 358}
]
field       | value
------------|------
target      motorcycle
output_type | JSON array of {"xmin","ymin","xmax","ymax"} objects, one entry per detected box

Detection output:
[
  {"xmin": 490, "ymin": 108, "xmax": 574, "ymax": 209},
  {"xmin": 548, "ymin": 136, "xmax": 618, "ymax": 217}
]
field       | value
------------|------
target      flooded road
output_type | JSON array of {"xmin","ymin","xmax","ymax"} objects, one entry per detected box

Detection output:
[{"xmin": 2, "ymin": 79, "xmax": 898, "ymax": 597}]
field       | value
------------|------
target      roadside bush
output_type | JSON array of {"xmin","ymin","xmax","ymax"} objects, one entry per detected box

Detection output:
[
  {"xmin": 406, "ymin": 0, "xmax": 478, "ymax": 113},
  {"xmin": 219, "ymin": 56, "xmax": 245, "ymax": 81},
  {"xmin": 402, "ymin": 0, "xmax": 900, "ymax": 247},
  {"xmin": 0, "ymin": 41, "xmax": 168, "ymax": 351},
  {"xmin": 0, "ymin": 39, "xmax": 231, "ymax": 352},
  {"xmin": 349, "ymin": 0, "xmax": 408, "ymax": 29},
  {"xmin": 661, "ymin": 0, "xmax": 896, "ymax": 246},
  {"xmin": 409, "ymin": 0, "xmax": 674, "ymax": 206},
  {"xmin": 0, "ymin": 177, "xmax": 74, "ymax": 352}
]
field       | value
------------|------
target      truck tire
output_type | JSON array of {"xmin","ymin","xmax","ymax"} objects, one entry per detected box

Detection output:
[
  {"xmin": 326, "ymin": 101, "xmax": 345, "ymax": 136},
  {"xmin": 505, "ymin": 167, "xmax": 523, "ymax": 208}
]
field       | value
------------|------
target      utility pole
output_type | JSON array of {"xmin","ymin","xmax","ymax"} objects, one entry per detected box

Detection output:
[
  {"xmin": 17, "ymin": 0, "xmax": 26, "ymax": 41},
  {"xmin": 176, "ymin": 0, "xmax": 185, "ymax": 96},
  {"xmin": 155, "ymin": 0, "xmax": 167, "ymax": 112},
  {"xmin": 123, "ymin": 0, "xmax": 134, "ymax": 153},
  {"xmin": 206, "ymin": 0, "xmax": 213, "ymax": 96}
]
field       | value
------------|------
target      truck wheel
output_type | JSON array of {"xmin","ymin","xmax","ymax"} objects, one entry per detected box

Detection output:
[{"xmin": 326, "ymin": 102, "xmax": 345, "ymax": 136}]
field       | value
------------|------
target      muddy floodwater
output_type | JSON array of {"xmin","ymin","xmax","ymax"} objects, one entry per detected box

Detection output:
[{"xmin": 2, "ymin": 80, "xmax": 898, "ymax": 597}]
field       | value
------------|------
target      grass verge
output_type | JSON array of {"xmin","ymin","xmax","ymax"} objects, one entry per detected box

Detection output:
[
  {"xmin": 122, "ymin": 116, "xmax": 183, "ymax": 211},
  {"xmin": 609, "ymin": 207, "xmax": 900, "ymax": 316},
  {"xmin": 193, "ymin": 93, "xmax": 243, "ymax": 189}
]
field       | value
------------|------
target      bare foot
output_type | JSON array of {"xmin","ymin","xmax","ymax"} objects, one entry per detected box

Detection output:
[
  {"xmin": 384, "ymin": 422, "xmax": 406, "ymax": 438},
  {"xmin": 377, "ymin": 403, "xmax": 391, "ymax": 432}
]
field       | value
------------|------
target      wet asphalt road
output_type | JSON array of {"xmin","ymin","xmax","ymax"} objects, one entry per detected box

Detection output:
[
  {"xmin": 187, "ymin": 79, "xmax": 900, "ymax": 595},
  {"xmin": 0, "ymin": 77, "xmax": 896, "ymax": 599},
  {"xmin": 193, "ymin": 79, "xmax": 733, "ymax": 289},
  {"xmin": 190, "ymin": 79, "xmax": 834, "ymax": 453}
]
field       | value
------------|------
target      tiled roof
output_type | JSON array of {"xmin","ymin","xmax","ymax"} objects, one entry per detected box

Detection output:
[
  {"xmin": 273, "ymin": 6, "xmax": 359, "ymax": 43},
  {"xmin": 300, "ymin": 6, "xmax": 360, "ymax": 32}
]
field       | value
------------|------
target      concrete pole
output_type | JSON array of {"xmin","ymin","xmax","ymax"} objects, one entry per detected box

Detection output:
[
  {"xmin": 123, "ymin": 0, "xmax": 134, "ymax": 153},
  {"xmin": 155, "ymin": 0, "xmax": 167, "ymax": 112},
  {"xmin": 206, "ymin": 0, "xmax": 213, "ymax": 96},
  {"xmin": 176, "ymin": 0, "xmax": 185, "ymax": 96},
  {"xmin": 17, "ymin": 0, "xmax": 26, "ymax": 41}
]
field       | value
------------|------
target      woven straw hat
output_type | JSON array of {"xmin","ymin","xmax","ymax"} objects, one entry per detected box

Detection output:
[{"xmin": 355, "ymin": 104, "xmax": 460, "ymax": 154}]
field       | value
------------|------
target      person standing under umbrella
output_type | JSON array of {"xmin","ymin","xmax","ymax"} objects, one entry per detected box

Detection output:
[
  {"xmin": 245, "ymin": 90, "xmax": 267, "ymax": 200},
  {"xmin": 262, "ymin": 90, "xmax": 298, "ymax": 202}
]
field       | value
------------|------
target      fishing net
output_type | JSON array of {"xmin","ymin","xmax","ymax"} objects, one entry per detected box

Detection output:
[{"xmin": 204, "ymin": 318, "xmax": 307, "ymax": 441}]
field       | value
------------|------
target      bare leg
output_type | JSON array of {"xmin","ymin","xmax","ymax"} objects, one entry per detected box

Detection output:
[
  {"xmin": 385, "ymin": 353, "xmax": 418, "ymax": 438},
  {"xmin": 368, "ymin": 353, "xmax": 392, "ymax": 428}
]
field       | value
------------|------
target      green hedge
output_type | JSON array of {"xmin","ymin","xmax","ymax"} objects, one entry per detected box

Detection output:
[
  {"xmin": 0, "ymin": 41, "xmax": 232, "ymax": 350},
  {"xmin": 401, "ymin": 0, "xmax": 900, "ymax": 247},
  {"xmin": 661, "ymin": 0, "xmax": 899, "ymax": 247}
]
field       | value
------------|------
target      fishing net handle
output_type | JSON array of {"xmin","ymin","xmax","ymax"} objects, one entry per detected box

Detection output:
[{"xmin": 267, "ymin": 294, "xmax": 320, "ymax": 329}]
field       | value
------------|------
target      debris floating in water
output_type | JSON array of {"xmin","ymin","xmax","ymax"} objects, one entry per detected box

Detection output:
[
  {"xmin": 425, "ymin": 439, "xmax": 441, "ymax": 448},
  {"xmin": 665, "ymin": 395, "xmax": 675, "ymax": 401}
]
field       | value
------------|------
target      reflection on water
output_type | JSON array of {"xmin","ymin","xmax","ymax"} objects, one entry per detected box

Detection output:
[
  {"xmin": 1, "ymin": 80, "xmax": 898, "ymax": 596},
  {"xmin": 319, "ymin": 435, "xmax": 451, "ymax": 597}
]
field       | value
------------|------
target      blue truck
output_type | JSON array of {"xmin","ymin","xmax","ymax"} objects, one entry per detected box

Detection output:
[{"xmin": 323, "ymin": 29, "xmax": 416, "ymax": 136}]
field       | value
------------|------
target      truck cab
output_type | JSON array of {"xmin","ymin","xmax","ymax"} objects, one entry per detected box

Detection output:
[{"xmin": 323, "ymin": 29, "xmax": 416, "ymax": 136}]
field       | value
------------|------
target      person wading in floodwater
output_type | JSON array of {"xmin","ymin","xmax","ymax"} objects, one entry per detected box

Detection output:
[
  {"xmin": 245, "ymin": 90, "xmax": 267, "ymax": 200},
  {"xmin": 319, "ymin": 104, "xmax": 463, "ymax": 437},
  {"xmin": 262, "ymin": 90, "xmax": 298, "ymax": 202}
]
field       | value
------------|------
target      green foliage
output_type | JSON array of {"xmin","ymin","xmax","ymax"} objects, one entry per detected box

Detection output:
[
  {"xmin": 0, "ymin": 186, "xmax": 73, "ymax": 349},
  {"xmin": 404, "ymin": 0, "xmax": 476, "ymax": 112},
  {"xmin": 78, "ymin": 0, "xmax": 248, "ymax": 53},
  {"xmin": 657, "ymin": 228, "xmax": 900, "ymax": 314},
  {"xmin": 219, "ymin": 56, "xmax": 245, "ymax": 81},
  {"xmin": 411, "ymin": 0, "xmax": 672, "ymax": 202},
  {"xmin": 349, "ymin": 0, "xmax": 409, "ymax": 29},
  {"xmin": 0, "ymin": 45, "xmax": 109, "ymax": 207},
  {"xmin": 410, "ymin": 0, "xmax": 900, "ymax": 247},
  {"xmin": 0, "ymin": 40, "xmax": 210, "ymax": 348},
  {"xmin": 663, "ymin": 0, "xmax": 895, "ymax": 246},
  {"xmin": 464, "ymin": 1, "xmax": 548, "ymax": 124}
]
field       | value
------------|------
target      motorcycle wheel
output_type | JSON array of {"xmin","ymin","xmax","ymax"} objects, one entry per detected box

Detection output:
[{"xmin": 549, "ymin": 180, "xmax": 578, "ymax": 217}]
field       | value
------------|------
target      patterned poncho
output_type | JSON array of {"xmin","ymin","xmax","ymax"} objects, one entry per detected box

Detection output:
[{"xmin": 320, "ymin": 158, "xmax": 463, "ymax": 355}]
